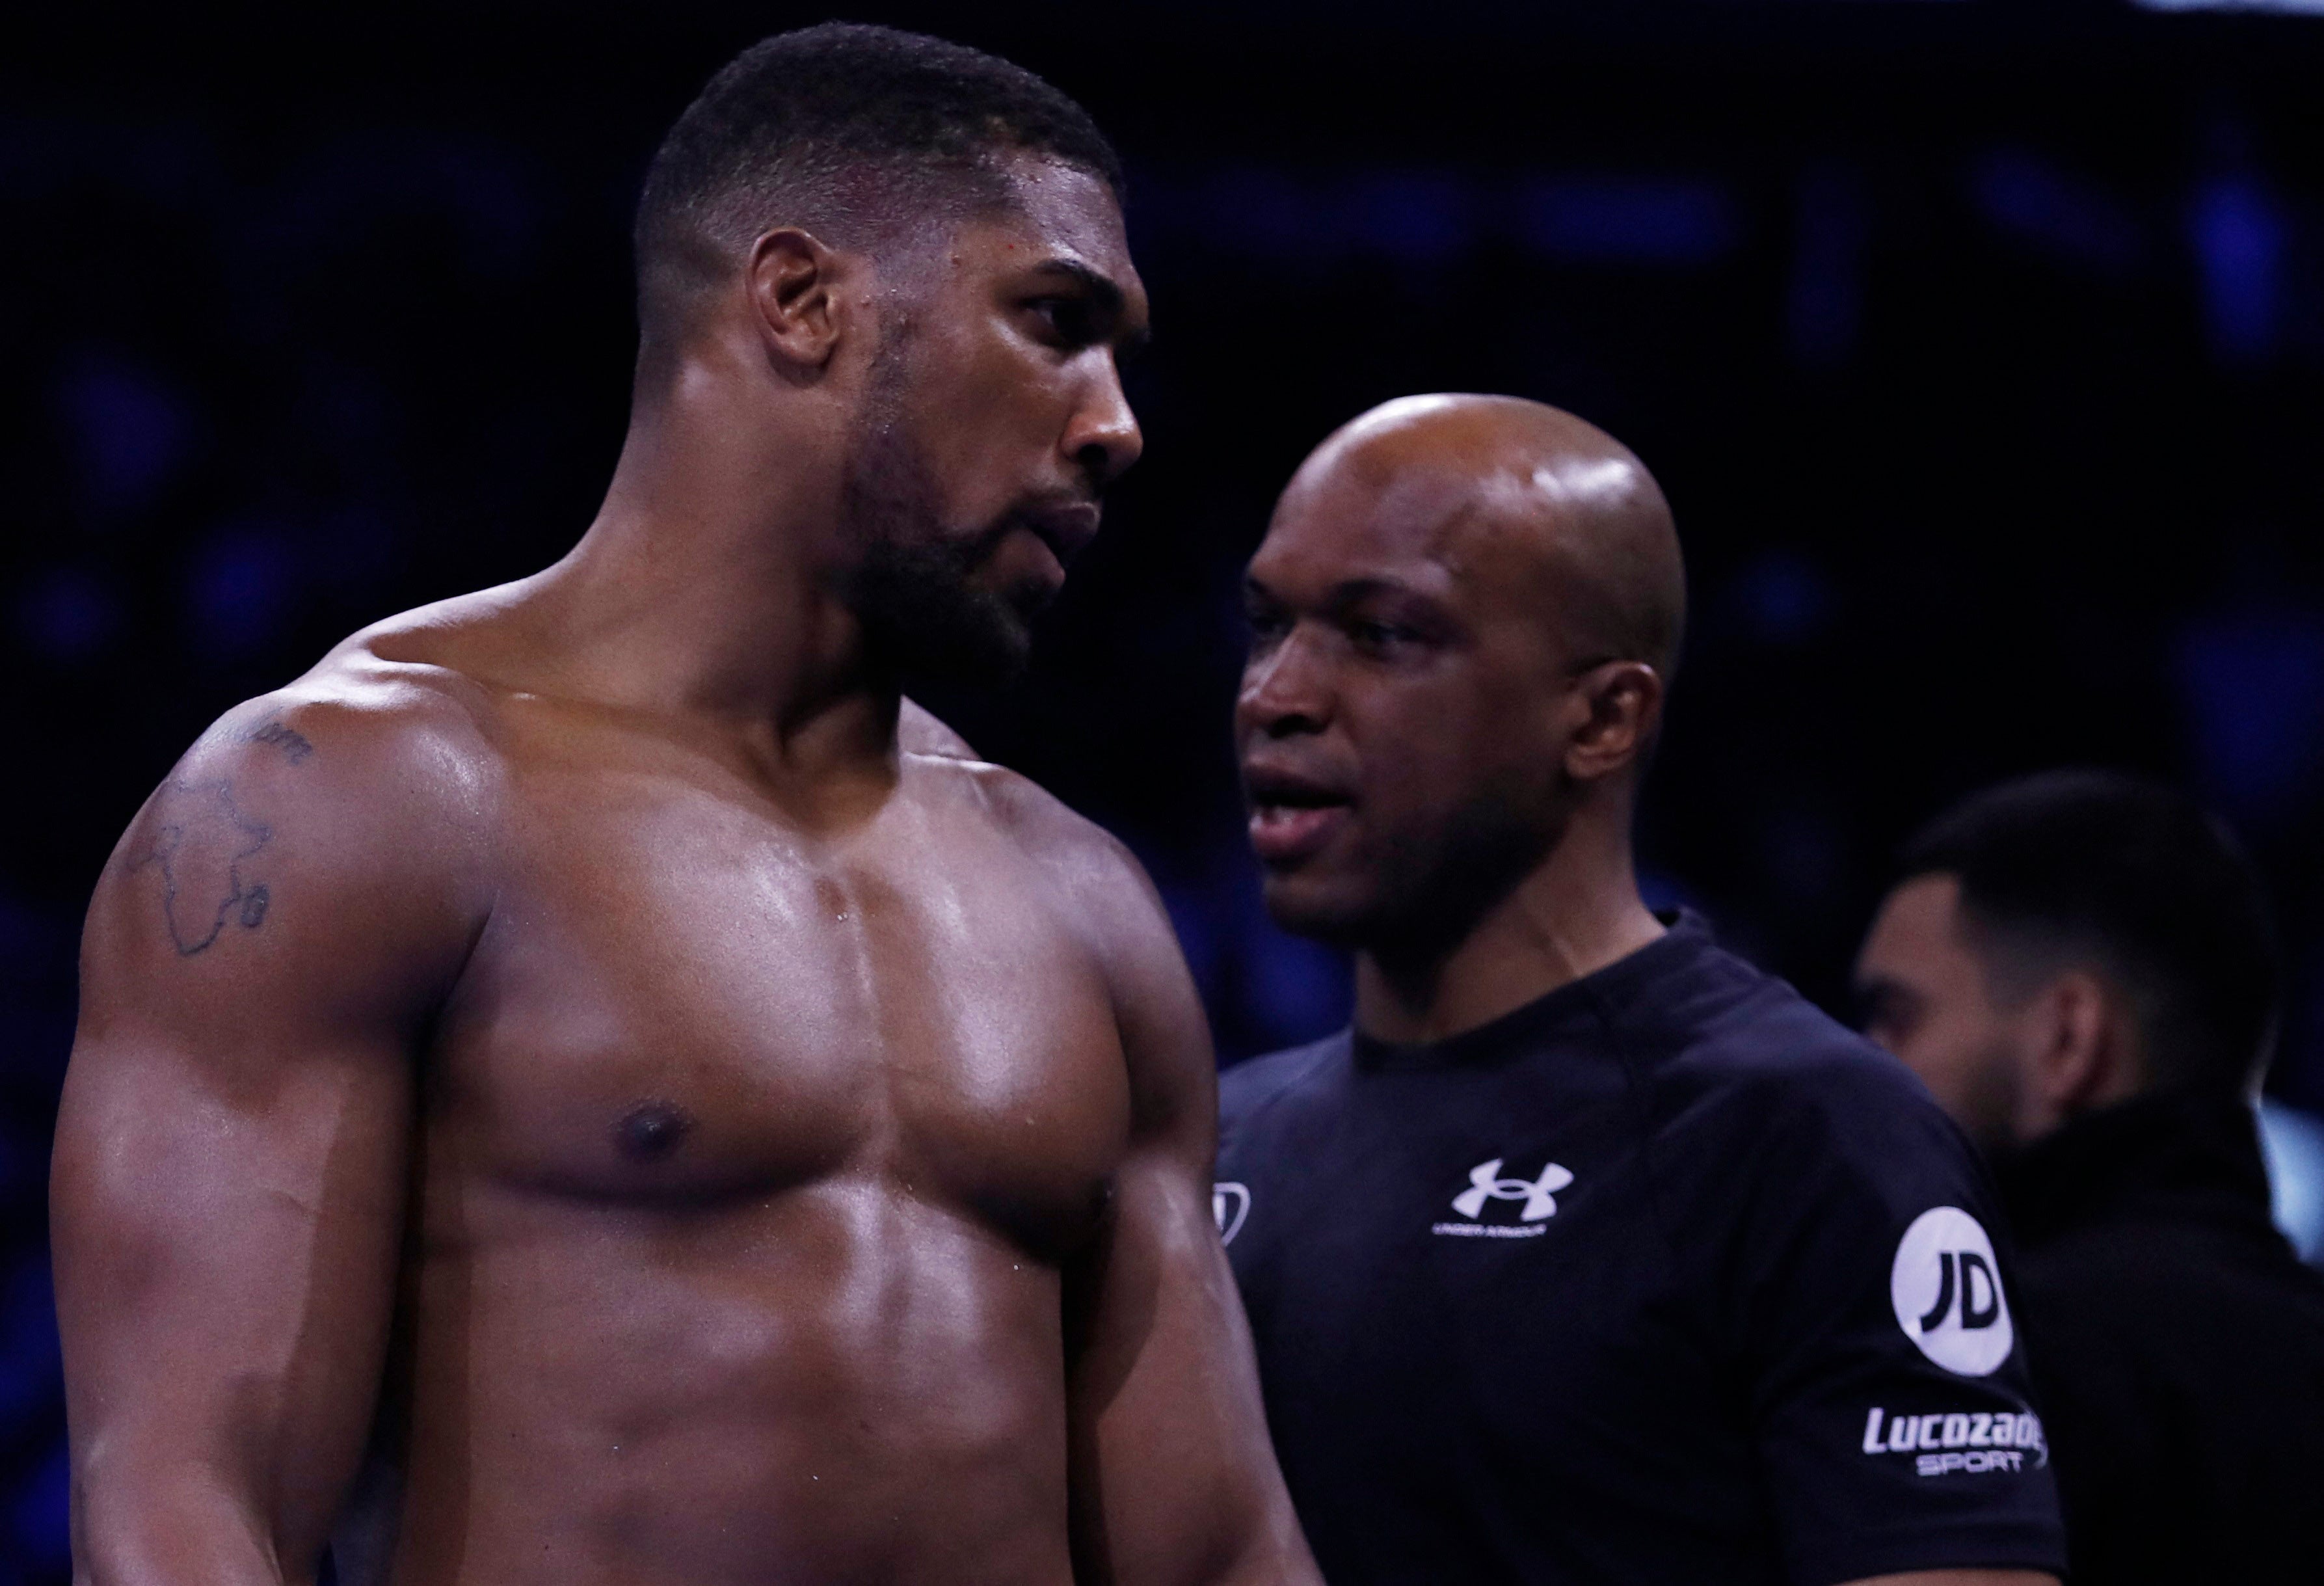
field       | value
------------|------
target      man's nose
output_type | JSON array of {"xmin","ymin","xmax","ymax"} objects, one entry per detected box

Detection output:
[
  {"xmin": 1063, "ymin": 355, "xmax": 1143, "ymax": 487},
  {"xmin": 1238, "ymin": 629, "xmax": 1331, "ymax": 740}
]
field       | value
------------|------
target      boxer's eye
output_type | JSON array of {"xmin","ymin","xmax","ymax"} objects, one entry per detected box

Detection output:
[{"xmin": 1028, "ymin": 295, "xmax": 1098, "ymax": 348}]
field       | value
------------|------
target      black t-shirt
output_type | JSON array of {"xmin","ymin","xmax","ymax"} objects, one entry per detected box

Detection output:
[
  {"xmin": 1216, "ymin": 913, "xmax": 2067, "ymax": 1586},
  {"xmin": 1999, "ymin": 1091, "xmax": 2324, "ymax": 1585}
]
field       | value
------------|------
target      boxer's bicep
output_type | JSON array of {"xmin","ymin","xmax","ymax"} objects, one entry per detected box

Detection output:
[
  {"xmin": 53, "ymin": 710, "xmax": 472, "ymax": 1582},
  {"xmin": 1065, "ymin": 867, "xmax": 1320, "ymax": 1586}
]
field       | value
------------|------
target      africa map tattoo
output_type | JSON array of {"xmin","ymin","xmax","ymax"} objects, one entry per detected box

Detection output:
[
  {"xmin": 247, "ymin": 719, "xmax": 315, "ymax": 763},
  {"xmin": 135, "ymin": 781, "xmax": 274, "ymax": 956}
]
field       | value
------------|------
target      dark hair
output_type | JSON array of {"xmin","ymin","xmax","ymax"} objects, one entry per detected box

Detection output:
[
  {"xmin": 1897, "ymin": 769, "xmax": 2280, "ymax": 1095},
  {"xmin": 633, "ymin": 23, "xmax": 1122, "ymax": 345}
]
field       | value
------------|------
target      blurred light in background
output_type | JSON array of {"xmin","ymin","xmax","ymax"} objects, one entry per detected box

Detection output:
[
  {"xmin": 1971, "ymin": 150, "xmax": 2144, "ymax": 279},
  {"xmin": 16, "ymin": 569, "xmax": 121, "ymax": 665},
  {"xmin": 59, "ymin": 349, "xmax": 195, "ymax": 524},
  {"xmin": 1785, "ymin": 163, "xmax": 1867, "ymax": 370},
  {"xmin": 2135, "ymin": 0, "xmax": 2324, "ymax": 12},
  {"xmin": 2188, "ymin": 168, "xmax": 2289, "ymax": 365},
  {"xmin": 1517, "ymin": 176, "xmax": 1737, "ymax": 268},
  {"xmin": 2174, "ymin": 598, "xmax": 2324, "ymax": 830},
  {"xmin": 2260, "ymin": 1099, "xmax": 2324, "ymax": 1262}
]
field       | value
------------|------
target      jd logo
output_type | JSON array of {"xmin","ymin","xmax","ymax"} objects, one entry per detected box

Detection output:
[
  {"xmin": 1890, "ymin": 1206, "xmax": 2014, "ymax": 1377},
  {"xmin": 1919, "ymin": 1250, "xmax": 2001, "ymax": 1332},
  {"xmin": 1212, "ymin": 1182, "xmax": 1251, "ymax": 1246},
  {"xmin": 1450, "ymin": 1157, "xmax": 1574, "ymax": 1223}
]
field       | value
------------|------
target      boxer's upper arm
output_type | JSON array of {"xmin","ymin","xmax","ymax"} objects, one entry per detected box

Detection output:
[
  {"xmin": 52, "ymin": 699, "xmax": 481, "ymax": 1584},
  {"xmin": 1840, "ymin": 1563, "xmax": 2063, "ymax": 1572},
  {"xmin": 1060, "ymin": 835, "xmax": 1320, "ymax": 1586}
]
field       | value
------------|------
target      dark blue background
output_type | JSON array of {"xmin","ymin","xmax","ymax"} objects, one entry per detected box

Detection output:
[{"xmin": 7, "ymin": 2, "xmax": 2324, "ymax": 1576}]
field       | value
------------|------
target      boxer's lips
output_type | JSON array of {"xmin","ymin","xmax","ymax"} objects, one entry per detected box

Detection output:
[
  {"xmin": 1015, "ymin": 501, "xmax": 1102, "ymax": 566},
  {"xmin": 1242, "ymin": 766, "xmax": 1354, "ymax": 865}
]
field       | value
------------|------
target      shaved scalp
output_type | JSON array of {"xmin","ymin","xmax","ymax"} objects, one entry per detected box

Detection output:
[
  {"xmin": 634, "ymin": 23, "xmax": 1122, "ymax": 355},
  {"xmin": 1299, "ymin": 394, "xmax": 1686, "ymax": 678}
]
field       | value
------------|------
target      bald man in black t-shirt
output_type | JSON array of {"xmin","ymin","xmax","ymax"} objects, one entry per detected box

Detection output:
[{"xmin": 1216, "ymin": 394, "xmax": 2064, "ymax": 1586}]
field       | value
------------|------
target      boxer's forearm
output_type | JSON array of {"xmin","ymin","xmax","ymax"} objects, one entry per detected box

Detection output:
[{"xmin": 72, "ymin": 1472, "xmax": 299, "ymax": 1586}]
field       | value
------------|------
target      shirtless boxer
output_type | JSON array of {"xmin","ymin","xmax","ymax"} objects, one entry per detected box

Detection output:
[{"xmin": 51, "ymin": 25, "xmax": 1316, "ymax": 1586}]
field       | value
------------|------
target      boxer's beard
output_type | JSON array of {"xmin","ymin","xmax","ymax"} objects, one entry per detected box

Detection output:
[{"xmin": 840, "ymin": 342, "xmax": 1044, "ymax": 690}]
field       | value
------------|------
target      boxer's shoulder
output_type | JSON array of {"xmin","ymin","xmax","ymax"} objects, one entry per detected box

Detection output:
[
  {"xmin": 928, "ymin": 755, "xmax": 1151, "ymax": 908},
  {"xmin": 916, "ymin": 756, "xmax": 1203, "ymax": 1071},
  {"xmin": 109, "ymin": 599, "xmax": 519, "ymax": 924},
  {"xmin": 89, "ymin": 633, "xmax": 499, "ymax": 1010}
]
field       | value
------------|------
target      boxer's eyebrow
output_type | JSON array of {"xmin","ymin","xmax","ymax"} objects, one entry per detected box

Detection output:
[
  {"xmin": 1028, "ymin": 258, "xmax": 1151, "ymax": 352},
  {"xmin": 1028, "ymin": 258, "xmax": 1121, "ymax": 310}
]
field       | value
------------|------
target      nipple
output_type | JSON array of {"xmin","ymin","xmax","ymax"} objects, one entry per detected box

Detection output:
[{"xmin": 614, "ymin": 1101, "xmax": 695, "ymax": 1162}]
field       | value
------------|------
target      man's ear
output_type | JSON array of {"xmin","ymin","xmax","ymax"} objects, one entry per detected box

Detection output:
[
  {"xmin": 1562, "ymin": 661, "xmax": 1664, "ymax": 784},
  {"xmin": 2027, "ymin": 970, "xmax": 2135, "ymax": 1118},
  {"xmin": 747, "ymin": 227, "xmax": 853, "ymax": 373}
]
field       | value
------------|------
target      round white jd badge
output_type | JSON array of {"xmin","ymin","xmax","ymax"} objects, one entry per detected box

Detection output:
[{"xmin": 1890, "ymin": 1206, "xmax": 2014, "ymax": 1377}]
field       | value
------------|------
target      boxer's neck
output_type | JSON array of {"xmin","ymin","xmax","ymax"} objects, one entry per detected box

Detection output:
[{"xmin": 520, "ymin": 350, "xmax": 901, "ymax": 772}]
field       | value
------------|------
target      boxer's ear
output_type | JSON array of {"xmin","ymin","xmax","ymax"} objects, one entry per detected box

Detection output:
[{"xmin": 746, "ymin": 227, "xmax": 852, "ymax": 373}]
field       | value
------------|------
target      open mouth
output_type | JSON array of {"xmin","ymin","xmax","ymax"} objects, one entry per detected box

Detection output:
[{"xmin": 1243, "ymin": 765, "xmax": 1355, "ymax": 865}]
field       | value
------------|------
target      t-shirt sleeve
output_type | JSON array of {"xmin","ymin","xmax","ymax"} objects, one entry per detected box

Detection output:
[{"xmin": 1720, "ymin": 1048, "xmax": 2068, "ymax": 1586}]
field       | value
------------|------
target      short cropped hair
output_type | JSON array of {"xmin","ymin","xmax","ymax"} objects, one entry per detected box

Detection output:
[
  {"xmin": 634, "ymin": 23, "xmax": 1123, "ymax": 345},
  {"xmin": 1897, "ymin": 770, "xmax": 2280, "ymax": 1096}
]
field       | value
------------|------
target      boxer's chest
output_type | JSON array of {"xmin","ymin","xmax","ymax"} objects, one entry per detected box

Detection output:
[{"xmin": 427, "ymin": 751, "xmax": 1131, "ymax": 1255}]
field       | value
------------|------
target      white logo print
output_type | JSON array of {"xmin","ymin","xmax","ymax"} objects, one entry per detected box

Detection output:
[
  {"xmin": 1431, "ymin": 1157, "xmax": 1575, "ymax": 1239},
  {"xmin": 1212, "ymin": 1182, "xmax": 1251, "ymax": 1246},
  {"xmin": 1890, "ymin": 1206, "xmax": 2014, "ymax": 1377},
  {"xmin": 1451, "ymin": 1157, "xmax": 1573, "ymax": 1221},
  {"xmin": 1860, "ymin": 1405, "xmax": 2047, "ymax": 1477}
]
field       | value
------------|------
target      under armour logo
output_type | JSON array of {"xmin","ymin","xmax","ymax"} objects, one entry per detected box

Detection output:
[
  {"xmin": 1450, "ymin": 1157, "xmax": 1574, "ymax": 1223},
  {"xmin": 1212, "ymin": 1182, "xmax": 1251, "ymax": 1246}
]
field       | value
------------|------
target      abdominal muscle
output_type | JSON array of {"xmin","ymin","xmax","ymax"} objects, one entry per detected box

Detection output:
[{"xmin": 349, "ymin": 1176, "xmax": 1080, "ymax": 1586}]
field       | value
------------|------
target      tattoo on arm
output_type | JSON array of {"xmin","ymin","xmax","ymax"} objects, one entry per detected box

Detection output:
[
  {"xmin": 248, "ymin": 721, "xmax": 315, "ymax": 763},
  {"xmin": 133, "ymin": 781, "xmax": 274, "ymax": 956}
]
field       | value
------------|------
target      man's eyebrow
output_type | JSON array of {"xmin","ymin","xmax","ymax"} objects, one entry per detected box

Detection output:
[
  {"xmin": 1326, "ymin": 575, "xmax": 1426, "ymax": 609},
  {"xmin": 1028, "ymin": 258, "xmax": 1151, "ymax": 350},
  {"xmin": 1028, "ymin": 258, "xmax": 1123, "ymax": 309}
]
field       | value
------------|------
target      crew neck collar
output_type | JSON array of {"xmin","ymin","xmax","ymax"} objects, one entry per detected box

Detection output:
[
  {"xmin": 1997, "ymin": 1086, "xmax": 2276, "ymax": 1247},
  {"xmin": 1352, "ymin": 908, "xmax": 1707, "ymax": 1071}
]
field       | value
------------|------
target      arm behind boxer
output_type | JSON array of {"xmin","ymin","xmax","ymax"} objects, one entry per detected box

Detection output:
[{"xmin": 52, "ymin": 687, "xmax": 483, "ymax": 1586}]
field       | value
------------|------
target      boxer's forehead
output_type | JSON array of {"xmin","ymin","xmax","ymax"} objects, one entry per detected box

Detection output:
[{"xmin": 954, "ymin": 154, "xmax": 1148, "ymax": 332}]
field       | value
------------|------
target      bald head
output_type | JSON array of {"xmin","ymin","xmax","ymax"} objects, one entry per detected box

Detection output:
[
  {"xmin": 1285, "ymin": 394, "xmax": 1685, "ymax": 679},
  {"xmin": 1240, "ymin": 394, "xmax": 1682, "ymax": 957}
]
